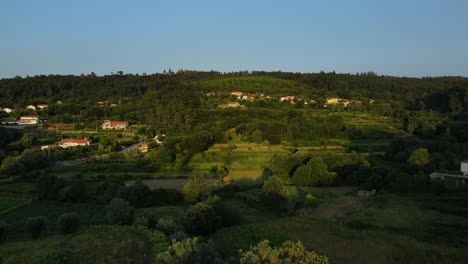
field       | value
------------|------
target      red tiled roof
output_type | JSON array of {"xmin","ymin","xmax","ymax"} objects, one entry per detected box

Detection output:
[
  {"xmin": 56, "ymin": 139, "xmax": 90, "ymax": 145},
  {"xmin": 110, "ymin": 121, "xmax": 128, "ymax": 125}
]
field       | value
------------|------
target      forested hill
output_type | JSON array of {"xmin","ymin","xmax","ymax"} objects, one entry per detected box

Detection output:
[{"xmin": 1, "ymin": 71, "xmax": 468, "ymax": 114}]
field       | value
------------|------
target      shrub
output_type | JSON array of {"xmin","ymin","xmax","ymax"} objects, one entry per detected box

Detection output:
[
  {"xmin": 239, "ymin": 240, "xmax": 329, "ymax": 264},
  {"xmin": 58, "ymin": 212, "xmax": 80, "ymax": 234},
  {"xmin": 185, "ymin": 202, "xmax": 221, "ymax": 235},
  {"xmin": 157, "ymin": 237, "xmax": 222, "ymax": 264},
  {"xmin": 156, "ymin": 217, "xmax": 179, "ymax": 236},
  {"xmin": 168, "ymin": 231, "xmax": 188, "ymax": 242},
  {"xmin": 213, "ymin": 200, "xmax": 243, "ymax": 227},
  {"xmin": 105, "ymin": 198, "xmax": 135, "ymax": 225},
  {"xmin": 133, "ymin": 215, "xmax": 150, "ymax": 227},
  {"xmin": 304, "ymin": 194, "xmax": 320, "ymax": 208},
  {"xmin": 26, "ymin": 216, "xmax": 47, "ymax": 238},
  {"xmin": 0, "ymin": 221, "xmax": 9, "ymax": 243},
  {"xmin": 58, "ymin": 181, "xmax": 88, "ymax": 202}
]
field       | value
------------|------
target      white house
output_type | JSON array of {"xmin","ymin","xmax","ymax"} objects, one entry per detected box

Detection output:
[
  {"xmin": 102, "ymin": 120, "xmax": 129, "ymax": 130},
  {"xmin": 231, "ymin": 91, "xmax": 243, "ymax": 99},
  {"xmin": 37, "ymin": 104, "xmax": 49, "ymax": 109},
  {"xmin": 3, "ymin": 108, "xmax": 14, "ymax": 114},
  {"xmin": 19, "ymin": 115, "xmax": 39, "ymax": 125},
  {"xmin": 26, "ymin": 105, "xmax": 37, "ymax": 111},
  {"xmin": 56, "ymin": 138, "xmax": 90, "ymax": 148},
  {"xmin": 462, "ymin": 160, "xmax": 468, "ymax": 176}
]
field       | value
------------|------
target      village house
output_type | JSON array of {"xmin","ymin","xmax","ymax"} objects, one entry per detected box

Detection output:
[
  {"xmin": 280, "ymin": 96, "xmax": 295, "ymax": 102},
  {"xmin": 56, "ymin": 138, "xmax": 90, "ymax": 148},
  {"xmin": 26, "ymin": 105, "xmax": 36, "ymax": 111},
  {"xmin": 37, "ymin": 104, "xmax": 49, "ymax": 109},
  {"xmin": 231, "ymin": 91, "xmax": 243, "ymax": 99},
  {"xmin": 462, "ymin": 160, "xmax": 468, "ymax": 176},
  {"xmin": 101, "ymin": 120, "xmax": 129, "ymax": 130},
  {"xmin": 0, "ymin": 107, "xmax": 12, "ymax": 114},
  {"xmin": 138, "ymin": 143, "xmax": 149, "ymax": 153},
  {"xmin": 19, "ymin": 115, "xmax": 39, "ymax": 125}
]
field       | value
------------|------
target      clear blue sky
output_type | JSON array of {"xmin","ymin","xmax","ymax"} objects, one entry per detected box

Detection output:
[{"xmin": 1, "ymin": 0, "xmax": 467, "ymax": 78}]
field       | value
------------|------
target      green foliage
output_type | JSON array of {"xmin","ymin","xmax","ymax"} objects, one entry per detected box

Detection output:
[
  {"xmin": 0, "ymin": 221, "xmax": 8, "ymax": 243},
  {"xmin": 213, "ymin": 200, "xmax": 244, "ymax": 227},
  {"xmin": 105, "ymin": 198, "xmax": 135, "ymax": 225},
  {"xmin": 146, "ymin": 147, "xmax": 173, "ymax": 165},
  {"xmin": 408, "ymin": 148, "xmax": 430, "ymax": 169},
  {"xmin": 156, "ymin": 217, "xmax": 180, "ymax": 236},
  {"xmin": 35, "ymin": 174, "xmax": 67, "ymax": 200},
  {"xmin": 183, "ymin": 174, "xmax": 202, "ymax": 204},
  {"xmin": 133, "ymin": 215, "xmax": 150, "ymax": 227},
  {"xmin": 0, "ymin": 150, "xmax": 50, "ymax": 175},
  {"xmin": 239, "ymin": 240, "xmax": 329, "ymax": 264},
  {"xmin": 292, "ymin": 157, "xmax": 336, "ymax": 186},
  {"xmin": 26, "ymin": 216, "xmax": 47, "ymax": 238},
  {"xmin": 118, "ymin": 178, "xmax": 152, "ymax": 207},
  {"xmin": 185, "ymin": 202, "xmax": 221, "ymax": 235},
  {"xmin": 261, "ymin": 176, "xmax": 288, "ymax": 212},
  {"xmin": 156, "ymin": 237, "xmax": 223, "ymax": 264},
  {"xmin": 81, "ymin": 225, "xmax": 168, "ymax": 261},
  {"xmin": 58, "ymin": 212, "xmax": 80, "ymax": 234},
  {"xmin": 304, "ymin": 194, "xmax": 320, "ymax": 208},
  {"xmin": 58, "ymin": 180, "xmax": 88, "ymax": 202}
]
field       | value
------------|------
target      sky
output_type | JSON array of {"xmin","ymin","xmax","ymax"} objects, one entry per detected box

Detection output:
[{"xmin": 1, "ymin": 0, "xmax": 468, "ymax": 78}]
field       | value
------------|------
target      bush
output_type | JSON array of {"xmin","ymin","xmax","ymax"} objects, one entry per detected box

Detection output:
[
  {"xmin": 185, "ymin": 202, "xmax": 221, "ymax": 235},
  {"xmin": 58, "ymin": 181, "xmax": 88, "ymax": 202},
  {"xmin": 156, "ymin": 217, "xmax": 179, "ymax": 236},
  {"xmin": 431, "ymin": 178, "xmax": 447, "ymax": 194},
  {"xmin": 105, "ymin": 198, "xmax": 135, "ymax": 225},
  {"xmin": 58, "ymin": 212, "xmax": 80, "ymax": 234},
  {"xmin": 133, "ymin": 215, "xmax": 150, "ymax": 227},
  {"xmin": 157, "ymin": 237, "xmax": 222, "ymax": 264},
  {"xmin": 26, "ymin": 216, "xmax": 47, "ymax": 238},
  {"xmin": 168, "ymin": 231, "xmax": 188, "ymax": 242},
  {"xmin": 239, "ymin": 240, "xmax": 329, "ymax": 264},
  {"xmin": 304, "ymin": 194, "xmax": 320, "ymax": 208},
  {"xmin": 0, "ymin": 221, "xmax": 9, "ymax": 243},
  {"xmin": 213, "ymin": 201, "xmax": 243, "ymax": 227}
]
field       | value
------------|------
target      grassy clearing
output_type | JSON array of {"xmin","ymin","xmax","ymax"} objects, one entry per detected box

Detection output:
[
  {"xmin": 0, "ymin": 201, "xmax": 106, "ymax": 238},
  {"xmin": 211, "ymin": 192, "xmax": 468, "ymax": 264},
  {"xmin": 135, "ymin": 206, "xmax": 185, "ymax": 222},
  {"xmin": 126, "ymin": 178, "xmax": 219, "ymax": 191},
  {"xmin": 0, "ymin": 181, "xmax": 35, "ymax": 199},
  {"xmin": 0, "ymin": 197, "xmax": 30, "ymax": 215},
  {"xmin": 0, "ymin": 226, "xmax": 167, "ymax": 264}
]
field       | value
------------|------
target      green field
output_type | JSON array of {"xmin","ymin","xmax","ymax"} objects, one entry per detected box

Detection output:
[
  {"xmin": 0, "ymin": 201, "xmax": 107, "ymax": 238},
  {"xmin": 209, "ymin": 191, "xmax": 468, "ymax": 264}
]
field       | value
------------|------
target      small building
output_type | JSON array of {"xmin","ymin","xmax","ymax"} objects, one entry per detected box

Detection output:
[
  {"xmin": 19, "ymin": 115, "xmax": 39, "ymax": 125},
  {"xmin": 3, "ymin": 108, "xmax": 14, "ymax": 113},
  {"xmin": 37, "ymin": 104, "xmax": 48, "ymax": 109},
  {"xmin": 56, "ymin": 138, "xmax": 90, "ymax": 148},
  {"xmin": 26, "ymin": 105, "xmax": 37, "ymax": 111},
  {"xmin": 101, "ymin": 120, "xmax": 129, "ymax": 130},
  {"xmin": 280, "ymin": 96, "xmax": 295, "ymax": 102},
  {"xmin": 138, "ymin": 143, "xmax": 149, "ymax": 153},
  {"xmin": 462, "ymin": 160, "xmax": 468, "ymax": 176},
  {"xmin": 41, "ymin": 145, "xmax": 58, "ymax": 151},
  {"xmin": 231, "ymin": 91, "xmax": 243, "ymax": 99},
  {"xmin": 228, "ymin": 102, "xmax": 240, "ymax": 108}
]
